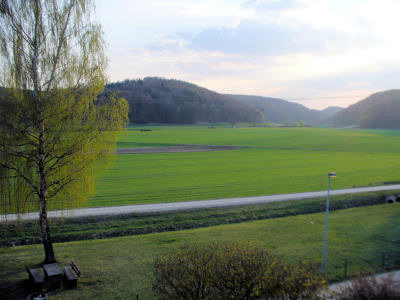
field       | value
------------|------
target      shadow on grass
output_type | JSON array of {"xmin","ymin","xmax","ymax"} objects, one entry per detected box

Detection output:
[
  {"xmin": 327, "ymin": 203, "xmax": 400, "ymax": 282},
  {"xmin": 0, "ymin": 278, "xmax": 31, "ymax": 299}
]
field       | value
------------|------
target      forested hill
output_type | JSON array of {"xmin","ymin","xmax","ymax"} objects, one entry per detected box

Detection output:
[
  {"xmin": 103, "ymin": 78, "xmax": 264, "ymax": 124},
  {"xmin": 229, "ymin": 94, "xmax": 342, "ymax": 125},
  {"xmin": 332, "ymin": 90, "xmax": 400, "ymax": 129}
]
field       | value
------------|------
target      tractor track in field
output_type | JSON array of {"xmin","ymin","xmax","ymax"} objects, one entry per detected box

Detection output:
[{"xmin": 116, "ymin": 144, "xmax": 245, "ymax": 154}]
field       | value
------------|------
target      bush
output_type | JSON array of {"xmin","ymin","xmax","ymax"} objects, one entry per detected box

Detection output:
[
  {"xmin": 153, "ymin": 243, "xmax": 325, "ymax": 300},
  {"xmin": 333, "ymin": 274, "xmax": 400, "ymax": 300},
  {"xmin": 261, "ymin": 260, "xmax": 325, "ymax": 300}
]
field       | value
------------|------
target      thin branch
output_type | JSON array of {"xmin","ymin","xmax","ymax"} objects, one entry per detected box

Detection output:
[
  {"xmin": 0, "ymin": 161, "xmax": 39, "ymax": 195},
  {"xmin": 47, "ymin": 177, "xmax": 74, "ymax": 199},
  {"xmin": 0, "ymin": 148, "xmax": 32, "ymax": 160},
  {"xmin": 45, "ymin": 0, "xmax": 75, "ymax": 94}
]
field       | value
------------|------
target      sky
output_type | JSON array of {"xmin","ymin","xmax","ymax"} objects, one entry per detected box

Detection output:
[{"xmin": 96, "ymin": 0, "xmax": 400, "ymax": 110}]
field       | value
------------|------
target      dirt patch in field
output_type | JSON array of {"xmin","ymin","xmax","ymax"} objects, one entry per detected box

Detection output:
[{"xmin": 116, "ymin": 145, "xmax": 244, "ymax": 154}]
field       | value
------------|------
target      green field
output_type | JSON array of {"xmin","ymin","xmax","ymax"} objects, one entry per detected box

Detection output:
[
  {"xmin": 1, "ymin": 203, "xmax": 399, "ymax": 299},
  {"xmin": 88, "ymin": 126, "xmax": 400, "ymax": 207}
]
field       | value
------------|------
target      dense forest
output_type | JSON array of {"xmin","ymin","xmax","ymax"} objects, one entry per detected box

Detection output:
[
  {"xmin": 103, "ymin": 77, "xmax": 345, "ymax": 125},
  {"xmin": 333, "ymin": 90, "xmax": 400, "ymax": 129},
  {"xmin": 103, "ymin": 78, "xmax": 264, "ymax": 124}
]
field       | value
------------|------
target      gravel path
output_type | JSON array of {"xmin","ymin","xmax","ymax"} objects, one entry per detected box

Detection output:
[{"xmin": 1, "ymin": 185, "xmax": 399, "ymax": 222}]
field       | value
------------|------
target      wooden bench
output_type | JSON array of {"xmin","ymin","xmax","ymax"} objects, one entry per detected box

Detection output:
[
  {"xmin": 63, "ymin": 260, "xmax": 81, "ymax": 288},
  {"xmin": 43, "ymin": 263, "xmax": 62, "ymax": 290},
  {"xmin": 25, "ymin": 264, "xmax": 44, "ymax": 290}
]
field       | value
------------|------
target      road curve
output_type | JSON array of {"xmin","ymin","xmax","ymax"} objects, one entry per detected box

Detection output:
[
  {"xmin": 1, "ymin": 185, "xmax": 400, "ymax": 222},
  {"xmin": 328, "ymin": 270, "xmax": 400, "ymax": 296}
]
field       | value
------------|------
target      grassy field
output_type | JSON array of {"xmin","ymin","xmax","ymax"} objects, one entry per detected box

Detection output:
[
  {"xmin": 1, "ymin": 203, "xmax": 399, "ymax": 299},
  {"xmin": 117, "ymin": 125, "xmax": 400, "ymax": 152},
  {"xmin": 88, "ymin": 126, "xmax": 400, "ymax": 207}
]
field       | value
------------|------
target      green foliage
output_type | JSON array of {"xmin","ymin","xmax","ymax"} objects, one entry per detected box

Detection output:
[
  {"xmin": 0, "ymin": 0, "xmax": 128, "ymax": 214},
  {"xmin": 153, "ymin": 243, "xmax": 325, "ymax": 300},
  {"xmin": 0, "ymin": 0, "xmax": 128, "ymax": 262}
]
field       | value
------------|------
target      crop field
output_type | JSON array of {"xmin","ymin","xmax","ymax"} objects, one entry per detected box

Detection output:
[
  {"xmin": 88, "ymin": 126, "xmax": 400, "ymax": 207},
  {"xmin": 1, "ymin": 203, "xmax": 399, "ymax": 299}
]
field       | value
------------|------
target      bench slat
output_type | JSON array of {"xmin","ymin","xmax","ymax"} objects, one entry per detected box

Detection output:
[
  {"xmin": 71, "ymin": 260, "xmax": 81, "ymax": 276},
  {"xmin": 26, "ymin": 264, "xmax": 44, "ymax": 284},
  {"xmin": 64, "ymin": 266, "xmax": 79, "ymax": 281}
]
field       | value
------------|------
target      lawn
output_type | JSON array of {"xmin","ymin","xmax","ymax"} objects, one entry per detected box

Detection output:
[
  {"xmin": 1, "ymin": 203, "xmax": 399, "ymax": 299},
  {"xmin": 87, "ymin": 126, "xmax": 400, "ymax": 207}
]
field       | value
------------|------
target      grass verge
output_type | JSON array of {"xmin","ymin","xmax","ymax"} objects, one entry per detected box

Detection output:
[{"xmin": 1, "ymin": 191, "xmax": 398, "ymax": 247}]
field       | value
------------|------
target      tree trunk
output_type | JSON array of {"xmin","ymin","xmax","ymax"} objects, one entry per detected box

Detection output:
[
  {"xmin": 38, "ymin": 118, "xmax": 56, "ymax": 264},
  {"xmin": 40, "ymin": 200, "xmax": 56, "ymax": 264},
  {"xmin": 39, "ymin": 142, "xmax": 56, "ymax": 263},
  {"xmin": 31, "ymin": 0, "xmax": 56, "ymax": 264}
]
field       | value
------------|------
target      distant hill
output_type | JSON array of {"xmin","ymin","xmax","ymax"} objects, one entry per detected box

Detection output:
[
  {"xmin": 103, "ymin": 77, "xmax": 343, "ymax": 125},
  {"xmin": 321, "ymin": 106, "xmax": 343, "ymax": 118},
  {"xmin": 229, "ymin": 94, "xmax": 342, "ymax": 125},
  {"xmin": 104, "ymin": 78, "xmax": 264, "ymax": 124},
  {"xmin": 318, "ymin": 106, "xmax": 344, "ymax": 126},
  {"xmin": 332, "ymin": 90, "xmax": 400, "ymax": 129}
]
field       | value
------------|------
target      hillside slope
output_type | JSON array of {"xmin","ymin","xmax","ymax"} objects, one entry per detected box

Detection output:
[
  {"xmin": 104, "ymin": 78, "xmax": 264, "ymax": 124},
  {"xmin": 229, "ymin": 94, "xmax": 342, "ymax": 125},
  {"xmin": 333, "ymin": 90, "xmax": 400, "ymax": 129}
]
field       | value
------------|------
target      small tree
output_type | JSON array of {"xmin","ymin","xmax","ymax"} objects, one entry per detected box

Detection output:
[{"xmin": 0, "ymin": 0, "xmax": 128, "ymax": 263}]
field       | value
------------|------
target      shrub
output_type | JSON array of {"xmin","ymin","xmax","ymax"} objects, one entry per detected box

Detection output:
[
  {"xmin": 153, "ymin": 243, "xmax": 325, "ymax": 300},
  {"xmin": 333, "ymin": 274, "xmax": 400, "ymax": 300},
  {"xmin": 260, "ymin": 260, "xmax": 325, "ymax": 300}
]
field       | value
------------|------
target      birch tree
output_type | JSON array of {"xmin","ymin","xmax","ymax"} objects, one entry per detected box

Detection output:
[{"xmin": 0, "ymin": 0, "xmax": 128, "ymax": 263}]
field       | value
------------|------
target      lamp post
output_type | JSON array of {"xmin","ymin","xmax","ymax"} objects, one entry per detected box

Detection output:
[{"xmin": 322, "ymin": 172, "xmax": 336, "ymax": 277}]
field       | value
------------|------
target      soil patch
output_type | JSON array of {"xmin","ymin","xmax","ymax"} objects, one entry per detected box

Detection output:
[{"xmin": 116, "ymin": 144, "xmax": 244, "ymax": 154}]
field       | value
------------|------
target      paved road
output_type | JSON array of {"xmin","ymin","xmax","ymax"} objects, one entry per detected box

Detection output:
[
  {"xmin": 1, "ymin": 185, "xmax": 400, "ymax": 222},
  {"xmin": 327, "ymin": 270, "xmax": 400, "ymax": 298}
]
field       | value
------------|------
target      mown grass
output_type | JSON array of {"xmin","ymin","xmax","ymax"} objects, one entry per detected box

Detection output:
[
  {"xmin": 1, "ymin": 203, "xmax": 399, "ymax": 299},
  {"xmin": 1, "ymin": 191, "xmax": 394, "ymax": 247},
  {"xmin": 117, "ymin": 126, "xmax": 400, "ymax": 153},
  {"xmin": 85, "ymin": 126, "xmax": 400, "ymax": 207},
  {"xmin": 90, "ymin": 150, "xmax": 400, "ymax": 207}
]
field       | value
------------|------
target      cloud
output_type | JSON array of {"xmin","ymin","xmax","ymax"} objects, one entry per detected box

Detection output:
[
  {"xmin": 150, "ymin": 20, "xmax": 364, "ymax": 56},
  {"xmin": 242, "ymin": 0, "xmax": 303, "ymax": 11},
  {"xmin": 299, "ymin": 65, "xmax": 400, "ymax": 92}
]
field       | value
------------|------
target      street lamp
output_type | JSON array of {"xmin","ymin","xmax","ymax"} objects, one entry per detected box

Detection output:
[{"xmin": 322, "ymin": 172, "xmax": 337, "ymax": 277}]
